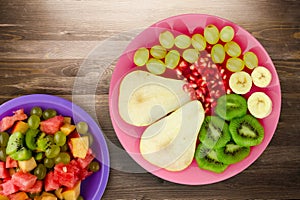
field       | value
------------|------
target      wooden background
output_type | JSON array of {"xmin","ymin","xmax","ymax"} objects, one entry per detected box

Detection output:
[{"xmin": 0, "ymin": 0, "xmax": 299, "ymax": 199}]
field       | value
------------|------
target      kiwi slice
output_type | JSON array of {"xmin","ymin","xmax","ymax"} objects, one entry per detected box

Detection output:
[
  {"xmin": 229, "ymin": 115, "xmax": 264, "ymax": 146},
  {"xmin": 6, "ymin": 132, "xmax": 24, "ymax": 155},
  {"xmin": 195, "ymin": 143, "xmax": 228, "ymax": 173},
  {"xmin": 216, "ymin": 142, "xmax": 250, "ymax": 164},
  {"xmin": 25, "ymin": 129, "xmax": 39, "ymax": 150},
  {"xmin": 10, "ymin": 147, "xmax": 32, "ymax": 161},
  {"xmin": 215, "ymin": 94, "xmax": 247, "ymax": 120},
  {"xmin": 199, "ymin": 116, "xmax": 231, "ymax": 149}
]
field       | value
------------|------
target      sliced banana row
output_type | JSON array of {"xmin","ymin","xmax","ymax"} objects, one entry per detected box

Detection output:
[{"xmin": 229, "ymin": 66, "xmax": 272, "ymax": 94}]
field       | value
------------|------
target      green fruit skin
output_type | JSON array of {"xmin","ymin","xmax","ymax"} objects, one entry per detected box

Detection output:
[
  {"xmin": 216, "ymin": 143, "xmax": 250, "ymax": 164},
  {"xmin": 199, "ymin": 116, "xmax": 231, "ymax": 149},
  {"xmin": 194, "ymin": 144, "xmax": 228, "ymax": 173},
  {"xmin": 215, "ymin": 94, "xmax": 247, "ymax": 121},
  {"xmin": 10, "ymin": 147, "xmax": 32, "ymax": 161},
  {"xmin": 229, "ymin": 115, "xmax": 264, "ymax": 147},
  {"xmin": 25, "ymin": 129, "xmax": 39, "ymax": 150}
]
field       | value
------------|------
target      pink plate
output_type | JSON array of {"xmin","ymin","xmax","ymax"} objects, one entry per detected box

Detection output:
[{"xmin": 109, "ymin": 14, "xmax": 281, "ymax": 185}]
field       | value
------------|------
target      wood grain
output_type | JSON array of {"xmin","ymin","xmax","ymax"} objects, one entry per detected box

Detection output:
[{"xmin": 0, "ymin": 0, "xmax": 299, "ymax": 199}]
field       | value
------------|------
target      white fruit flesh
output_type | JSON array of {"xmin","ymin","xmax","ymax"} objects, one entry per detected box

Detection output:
[
  {"xmin": 229, "ymin": 71, "xmax": 252, "ymax": 94},
  {"xmin": 247, "ymin": 92, "xmax": 272, "ymax": 119},
  {"xmin": 251, "ymin": 66, "xmax": 272, "ymax": 88},
  {"xmin": 140, "ymin": 100, "xmax": 205, "ymax": 171},
  {"xmin": 118, "ymin": 70, "xmax": 191, "ymax": 126}
]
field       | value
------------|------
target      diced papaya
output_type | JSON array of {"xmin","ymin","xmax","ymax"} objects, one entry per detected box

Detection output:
[
  {"xmin": 8, "ymin": 191, "xmax": 28, "ymax": 200},
  {"xmin": 18, "ymin": 157, "xmax": 37, "ymax": 172},
  {"xmin": 40, "ymin": 192, "xmax": 57, "ymax": 200},
  {"xmin": 11, "ymin": 121, "xmax": 29, "ymax": 134},
  {"xmin": 60, "ymin": 123, "xmax": 76, "ymax": 136},
  {"xmin": 55, "ymin": 188, "xmax": 64, "ymax": 199},
  {"xmin": 70, "ymin": 136, "xmax": 89, "ymax": 158},
  {"xmin": 0, "ymin": 194, "xmax": 9, "ymax": 200},
  {"xmin": 63, "ymin": 117, "xmax": 72, "ymax": 124},
  {"xmin": 62, "ymin": 181, "xmax": 81, "ymax": 200}
]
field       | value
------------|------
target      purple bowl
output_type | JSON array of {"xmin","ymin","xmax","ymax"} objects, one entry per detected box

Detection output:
[{"xmin": 0, "ymin": 94, "xmax": 110, "ymax": 199}]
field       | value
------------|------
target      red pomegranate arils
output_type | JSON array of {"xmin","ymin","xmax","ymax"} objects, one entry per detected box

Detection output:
[{"xmin": 176, "ymin": 51, "xmax": 231, "ymax": 114}]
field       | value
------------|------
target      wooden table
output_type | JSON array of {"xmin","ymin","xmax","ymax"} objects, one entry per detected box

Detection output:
[{"xmin": 0, "ymin": 0, "xmax": 299, "ymax": 199}]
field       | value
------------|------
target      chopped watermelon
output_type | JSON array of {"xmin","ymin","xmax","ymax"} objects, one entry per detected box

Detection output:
[
  {"xmin": 26, "ymin": 180, "xmax": 43, "ymax": 193},
  {"xmin": 11, "ymin": 171, "xmax": 37, "ymax": 191},
  {"xmin": 44, "ymin": 171, "xmax": 59, "ymax": 191},
  {"xmin": 40, "ymin": 115, "xmax": 64, "ymax": 134},
  {"xmin": 76, "ymin": 149, "xmax": 95, "ymax": 169},
  {"xmin": 0, "ymin": 109, "xmax": 27, "ymax": 132},
  {"xmin": 54, "ymin": 163, "xmax": 78, "ymax": 188},
  {"xmin": 5, "ymin": 156, "xmax": 18, "ymax": 168},
  {"xmin": 0, "ymin": 179, "xmax": 19, "ymax": 196},
  {"xmin": 0, "ymin": 162, "xmax": 10, "ymax": 179}
]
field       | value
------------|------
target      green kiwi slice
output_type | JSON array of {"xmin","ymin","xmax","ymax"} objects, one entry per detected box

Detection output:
[
  {"xmin": 216, "ymin": 142, "xmax": 250, "ymax": 164},
  {"xmin": 199, "ymin": 116, "xmax": 231, "ymax": 149},
  {"xmin": 25, "ymin": 129, "xmax": 39, "ymax": 150},
  {"xmin": 229, "ymin": 115, "xmax": 264, "ymax": 146},
  {"xmin": 195, "ymin": 143, "xmax": 228, "ymax": 173},
  {"xmin": 6, "ymin": 131, "xmax": 24, "ymax": 155},
  {"xmin": 215, "ymin": 94, "xmax": 247, "ymax": 120},
  {"xmin": 10, "ymin": 147, "xmax": 32, "ymax": 161}
]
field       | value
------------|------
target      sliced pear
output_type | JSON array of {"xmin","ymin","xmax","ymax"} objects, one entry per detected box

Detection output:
[
  {"xmin": 140, "ymin": 100, "xmax": 205, "ymax": 171},
  {"xmin": 118, "ymin": 70, "xmax": 191, "ymax": 126}
]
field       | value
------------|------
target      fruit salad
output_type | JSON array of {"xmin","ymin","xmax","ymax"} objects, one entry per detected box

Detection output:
[
  {"xmin": 118, "ymin": 22, "xmax": 274, "ymax": 174},
  {"xmin": 0, "ymin": 107, "xmax": 100, "ymax": 199}
]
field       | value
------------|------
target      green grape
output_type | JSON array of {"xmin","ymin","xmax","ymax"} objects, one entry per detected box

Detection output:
[
  {"xmin": 60, "ymin": 143, "xmax": 69, "ymax": 152},
  {"xmin": 34, "ymin": 164, "xmax": 47, "ymax": 180},
  {"xmin": 220, "ymin": 26, "xmax": 235, "ymax": 42},
  {"xmin": 191, "ymin": 34, "xmax": 206, "ymax": 51},
  {"xmin": 87, "ymin": 133, "xmax": 94, "ymax": 146},
  {"xmin": 243, "ymin": 51, "xmax": 258, "ymax": 69},
  {"xmin": 30, "ymin": 106, "xmax": 43, "ymax": 117},
  {"xmin": 44, "ymin": 157, "xmax": 55, "ymax": 168},
  {"xmin": 0, "ymin": 132, "xmax": 9, "ymax": 147},
  {"xmin": 133, "ymin": 47, "xmax": 149, "ymax": 67},
  {"xmin": 88, "ymin": 161, "xmax": 100, "ymax": 172},
  {"xmin": 224, "ymin": 41, "xmax": 241, "ymax": 57},
  {"xmin": 77, "ymin": 196, "xmax": 84, "ymax": 200},
  {"xmin": 35, "ymin": 152, "xmax": 44, "ymax": 161},
  {"xmin": 0, "ymin": 146, "xmax": 7, "ymax": 162},
  {"xmin": 182, "ymin": 49, "xmax": 199, "ymax": 63},
  {"xmin": 174, "ymin": 34, "xmax": 191, "ymax": 49},
  {"xmin": 204, "ymin": 24, "xmax": 220, "ymax": 44},
  {"xmin": 159, "ymin": 31, "xmax": 175, "ymax": 49},
  {"xmin": 42, "ymin": 109, "xmax": 57, "ymax": 120},
  {"xmin": 28, "ymin": 115, "xmax": 40, "ymax": 129},
  {"xmin": 211, "ymin": 44, "xmax": 226, "ymax": 64},
  {"xmin": 45, "ymin": 145, "xmax": 60, "ymax": 158},
  {"xmin": 76, "ymin": 121, "xmax": 88, "ymax": 135},
  {"xmin": 146, "ymin": 58, "xmax": 166, "ymax": 75},
  {"xmin": 165, "ymin": 50, "xmax": 180, "ymax": 69},
  {"xmin": 54, "ymin": 152, "xmax": 71, "ymax": 164},
  {"xmin": 226, "ymin": 57, "xmax": 245, "ymax": 72},
  {"xmin": 54, "ymin": 131, "xmax": 66, "ymax": 146},
  {"xmin": 150, "ymin": 45, "xmax": 167, "ymax": 59}
]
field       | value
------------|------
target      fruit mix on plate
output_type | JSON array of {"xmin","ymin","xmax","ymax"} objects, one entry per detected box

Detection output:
[
  {"xmin": 0, "ymin": 107, "xmax": 100, "ymax": 199},
  {"xmin": 118, "ymin": 23, "xmax": 273, "ymax": 173}
]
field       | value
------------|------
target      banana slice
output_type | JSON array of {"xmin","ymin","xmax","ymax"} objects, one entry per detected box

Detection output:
[
  {"xmin": 229, "ymin": 71, "xmax": 252, "ymax": 94},
  {"xmin": 251, "ymin": 66, "xmax": 272, "ymax": 88},
  {"xmin": 247, "ymin": 92, "xmax": 272, "ymax": 119}
]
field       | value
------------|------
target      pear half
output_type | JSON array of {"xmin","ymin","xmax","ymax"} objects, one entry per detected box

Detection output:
[
  {"xmin": 118, "ymin": 70, "xmax": 191, "ymax": 126},
  {"xmin": 140, "ymin": 100, "xmax": 205, "ymax": 171}
]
